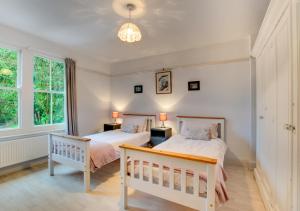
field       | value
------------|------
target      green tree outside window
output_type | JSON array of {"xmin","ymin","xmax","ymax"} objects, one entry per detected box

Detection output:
[
  {"xmin": 33, "ymin": 56, "xmax": 65, "ymax": 126},
  {"xmin": 0, "ymin": 47, "xmax": 18, "ymax": 129}
]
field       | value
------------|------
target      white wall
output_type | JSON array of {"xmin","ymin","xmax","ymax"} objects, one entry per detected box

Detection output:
[
  {"xmin": 111, "ymin": 38, "xmax": 255, "ymax": 165},
  {"xmin": 0, "ymin": 24, "xmax": 111, "ymax": 138},
  {"xmin": 110, "ymin": 38, "xmax": 250, "ymax": 75},
  {"xmin": 77, "ymin": 69, "xmax": 111, "ymax": 135}
]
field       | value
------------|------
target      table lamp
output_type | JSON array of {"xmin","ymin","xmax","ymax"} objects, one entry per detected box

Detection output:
[
  {"xmin": 112, "ymin": 111, "xmax": 120, "ymax": 124},
  {"xmin": 159, "ymin": 113, "xmax": 167, "ymax": 128}
]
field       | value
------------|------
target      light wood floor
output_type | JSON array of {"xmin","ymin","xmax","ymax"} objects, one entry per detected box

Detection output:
[{"xmin": 0, "ymin": 161, "xmax": 266, "ymax": 211}]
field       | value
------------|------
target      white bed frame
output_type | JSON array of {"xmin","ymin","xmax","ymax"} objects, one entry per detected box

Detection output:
[
  {"xmin": 48, "ymin": 114, "xmax": 156, "ymax": 192},
  {"xmin": 120, "ymin": 116, "xmax": 225, "ymax": 211}
]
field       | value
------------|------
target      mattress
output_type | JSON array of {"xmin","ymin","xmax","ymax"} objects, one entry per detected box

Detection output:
[
  {"xmin": 85, "ymin": 129, "xmax": 150, "ymax": 152},
  {"xmin": 154, "ymin": 135, "xmax": 227, "ymax": 166}
]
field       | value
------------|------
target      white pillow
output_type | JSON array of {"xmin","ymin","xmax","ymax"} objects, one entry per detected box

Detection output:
[
  {"xmin": 121, "ymin": 117, "xmax": 146, "ymax": 133},
  {"xmin": 121, "ymin": 124, "xmax": 139, "ymax": 133},
  {"xmin": 180, "ymin": 121, "xmax": 218, "ymax": 140},
  {"xmin": 181, "ymin": 124, "xmax": 210, "ymax": 141},
  {"xmin": 210, "ymin": 123, "xmax": 219, "ymax": 139}
]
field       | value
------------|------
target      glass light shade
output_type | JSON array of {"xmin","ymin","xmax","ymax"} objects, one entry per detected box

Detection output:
[
  {"xmin": 112, "ymin": 111, "xmax": 120, "ymax": 118},
  {"xmin": 118, "ymin": 22, "xmax": 142, "ymax": 43},
  {"xmin": 159, "ymin": 113, "xmax": 167, "ymax": 121}
]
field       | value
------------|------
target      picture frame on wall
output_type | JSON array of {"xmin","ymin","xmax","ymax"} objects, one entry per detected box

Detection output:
[
  {"xmin": 156, "ymin": 70, "xmax": 172, "ymax": 94},
  {"xmin": 188, "ymin": 81, "xmax": 200, "ymax": 91},
  {"xmin": 134, "ymin": 85, "xmax": 143, "ymax": 93}
]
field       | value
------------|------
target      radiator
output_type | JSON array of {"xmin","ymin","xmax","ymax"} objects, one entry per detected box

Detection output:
[{"xmin": 0, "ymin": 135, "xmax": 48, "ymax": 168}]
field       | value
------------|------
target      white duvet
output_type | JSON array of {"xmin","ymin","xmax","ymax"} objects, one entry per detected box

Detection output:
[
  {"xmin": 154, "ymin": 135, "xmax": 227, "ymax": 166},
  {"xmin": 86, "ymin": 129, "xmax": 150, "ymax": 152}
]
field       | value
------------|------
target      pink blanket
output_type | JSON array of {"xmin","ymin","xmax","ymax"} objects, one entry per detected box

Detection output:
[{"xmin": 90, "ymin": 141, "xmax": 119, "ymax": 172}]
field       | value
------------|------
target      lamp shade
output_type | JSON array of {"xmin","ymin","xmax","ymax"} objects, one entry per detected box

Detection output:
[
  {"xmin": 159, "ymin": 113, "xmax": 167, "ymax": 121},
  {"xmin": 118, "ymin": 22, "xmax": 142, "ymax": 43},
  {"xmin": 112, "ymin": 112, "xmax": 120, "ymax": 118}
]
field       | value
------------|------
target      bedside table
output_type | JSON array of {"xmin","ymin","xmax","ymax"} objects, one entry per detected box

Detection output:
[
  {"xmin": 104, "ymin": 123, "xmax": 121, "ymax": 132},
  {"xmin": 150, "ymin": 127, "xmax": 172, "ymax": 147}
]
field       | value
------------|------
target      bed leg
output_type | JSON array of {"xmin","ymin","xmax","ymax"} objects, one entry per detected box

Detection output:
[
  {"xmin": 48, "ymin": 158, "xmax": 54, "ymax": 176},
  {"xmin": 84, "ymin": 141, "xmax": 91, "ymax": 192},
  {"xmin": 120, "ymin": 148, "xmax": 128, "ymax": 210},
  {"xmin": 120, "ymin": 184, "xmax": 128, "ymax": 210},
  {"xmin": 206, "ymin": 164, "xmax": 216, "ymax": 211},
  {"xmin": 84, "ymin": 170, "xmax": 90, "ymax": 192},
  {"xmin": 48, "ymin": 134, "xmax": 54, "ymax": 176}
]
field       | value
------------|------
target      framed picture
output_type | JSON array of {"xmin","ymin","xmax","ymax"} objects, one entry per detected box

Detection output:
[
  {"xmin": 156, "ymin": 70, "xmax": 172, "ymax": 94},
  {"xmin": 188, "ymin": 81, "xmax": 200, "ymax": 91},
  {"xmin": 134, "ymin": 85, "xmax": 143, "ymax": 93}
]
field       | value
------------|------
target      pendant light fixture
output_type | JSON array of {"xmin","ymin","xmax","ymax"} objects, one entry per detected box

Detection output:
[{"xmin": 118, "ymin": 3, "xmax": 142, "ymax": 43}]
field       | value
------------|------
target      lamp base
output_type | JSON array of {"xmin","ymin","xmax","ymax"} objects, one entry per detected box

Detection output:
[{"xmin": 161, "ymin": 121, "xmax": 166, "ymax": 128}]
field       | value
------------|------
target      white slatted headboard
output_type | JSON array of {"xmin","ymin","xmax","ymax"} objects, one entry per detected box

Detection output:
[{"xmin": 176, "ymin": 116, "xmax": 226, "ymax": 141}]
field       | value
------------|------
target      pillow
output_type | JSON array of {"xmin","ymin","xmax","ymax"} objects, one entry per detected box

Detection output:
[
  {"xmin": 121, "ymin": 124, "xmax": 139, "ymax": 133},
  {"xmin": 181, "ymin": 124, "xmax": 210, "ymax": 141},
  {"xmin": 121, "ymin": 117, "xmax": 146, "ymax": 133},
  {"xmin": 210, "ymin": 124, "xmax": 219, "ymax": 139},
  {"xmin": 180, "ymin": 121, "xmax": 219, "ymax": 140}
]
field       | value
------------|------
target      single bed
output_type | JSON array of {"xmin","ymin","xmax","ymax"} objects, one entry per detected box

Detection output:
[
  {"xmin": 48, "ymin": 114, "xmax": 155, "ymax": 192},
  {"xmin": 120, "ymin": 116, "xmax": 227, "ymax": 211}
]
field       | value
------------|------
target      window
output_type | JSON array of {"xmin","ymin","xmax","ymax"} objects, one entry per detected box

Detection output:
[
  {"xmin": 0, "ymin": 47, "xmax": 19, "ymax": 129},
  {"xmin": 33, "ymin": 56, "xmax": 65, "ymax": 126}
]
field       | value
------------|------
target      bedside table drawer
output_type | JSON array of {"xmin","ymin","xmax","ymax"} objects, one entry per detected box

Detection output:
[{"xmin": 104, "ymin": 123, "xmax": 121, "ymax": 132}]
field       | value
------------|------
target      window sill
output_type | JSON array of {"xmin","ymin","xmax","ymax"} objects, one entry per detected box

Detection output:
[{"xmin": 0, "ymin": 124, "xmax": 65, "ymax": 142}]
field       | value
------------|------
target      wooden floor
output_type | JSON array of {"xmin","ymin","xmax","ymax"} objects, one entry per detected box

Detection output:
[{"xmin": 0, "ymin": 161, "xmax": 266, "ymax": 211}]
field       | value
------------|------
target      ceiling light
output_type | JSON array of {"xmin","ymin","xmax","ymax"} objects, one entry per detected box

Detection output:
[{"xmin": 118, "ymin": 3, "xmax": 142, "ymax": 43}]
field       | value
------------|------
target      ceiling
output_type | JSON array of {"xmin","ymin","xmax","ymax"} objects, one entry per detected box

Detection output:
[{"xmin": 0, "ymin": 0, "xmax": 270, "ymax": 63}]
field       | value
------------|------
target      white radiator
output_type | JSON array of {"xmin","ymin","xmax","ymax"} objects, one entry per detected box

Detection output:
[{"xmin": 0, "ymin": 135, "xmax": 48, "ymax": 168}]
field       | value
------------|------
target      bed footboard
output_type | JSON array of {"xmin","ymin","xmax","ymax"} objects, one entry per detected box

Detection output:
[
  {"xmin": 119, "ymin": 144, "xmax": 217, "ymax": 211},
  {"xmin": 48, "ymin": 133, "xmax": 91, "ymax": 192}
]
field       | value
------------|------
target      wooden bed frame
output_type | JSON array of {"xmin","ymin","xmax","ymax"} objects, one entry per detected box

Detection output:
[
  {"xmin": 48, "ymin": 113, "xmax": 156, "ymax": 192},
  {"xmin": 119, "ymin": 116, "xmax": 225, "ymax": 211}
]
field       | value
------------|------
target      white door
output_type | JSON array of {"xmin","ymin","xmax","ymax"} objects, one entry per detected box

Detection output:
[
  {"xmin": 263, "ymin": 37, "xmax": 278, "ymax": 195},
  {"xmin": 275, "ymin": 11, "xmax": 292, "ymax": 211}
]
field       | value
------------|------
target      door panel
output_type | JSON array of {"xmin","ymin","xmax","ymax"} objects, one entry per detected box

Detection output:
[
  {"xmin": 262, "ymin": 39, "xmax": 277, "ymax": 195},
  {"xmin": 275, "ymin": 14, "xmax": 291, "ymax": 211},
  {"xmin": 255, "ymin": 9, "xmax": 292, "ymax": 211}
]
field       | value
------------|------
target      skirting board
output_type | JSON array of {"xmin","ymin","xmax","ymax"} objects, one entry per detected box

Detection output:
[
  {"xmin": 224, "ymin": 159, "xmax": 256, "ymax": 170},
  {"xmin": 0, "ymin": 156, "xmax": 47, "ymax": 177},
  {"xmin": 254, "ymin": 168, "xmax": 280, "ymax": 211}
]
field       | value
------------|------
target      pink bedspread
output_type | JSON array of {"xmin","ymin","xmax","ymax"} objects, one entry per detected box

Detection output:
[{"xmin": 90, "ymin": 141, "xmax": 118, "ymax": 172}]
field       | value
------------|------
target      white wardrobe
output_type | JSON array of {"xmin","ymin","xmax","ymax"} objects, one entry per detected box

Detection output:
[{"xmin": 252, "ymin": 0, "xmax": 299, "ymax": 211}]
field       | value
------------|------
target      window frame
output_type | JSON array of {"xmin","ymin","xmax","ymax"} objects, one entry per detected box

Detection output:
[
  {"xmin": 0, "ymin": 44, "xmax": 21, "ymax": 131},
  {"xmin": 33, "ymin": 54, "xmax": 66, "ymax": 127}
]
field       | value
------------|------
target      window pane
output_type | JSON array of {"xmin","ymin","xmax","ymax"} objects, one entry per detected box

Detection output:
[
  {"xmin": 51, "ymin": 61, "xmax": 65, "ymax": 91},
  {"xmin": 0, "ymin": 48, "xmax": 18, "ymax": 88},
  {"xmin": 33, "ymin": 57, "xmax": 50, "ymax": 91},
  {"xmin": 34, "ymin": 92, "xmax": 50, "ymax": 125},
  {"xmin": 52, "ymin": 93, "xmax": 64, "ymax": 124},
  {"xmin": 0, "ymin": 89, "xmax": 18, "ymax": 129}
]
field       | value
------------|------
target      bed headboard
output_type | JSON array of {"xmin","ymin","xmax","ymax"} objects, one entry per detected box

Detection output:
[
  {"xmin": 122, "ymin": 113, "xmax": 156, "ymax": 132},
  {"xmin": 176, "ymin": 116, "xmax": 226, "ymax": 141}
]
